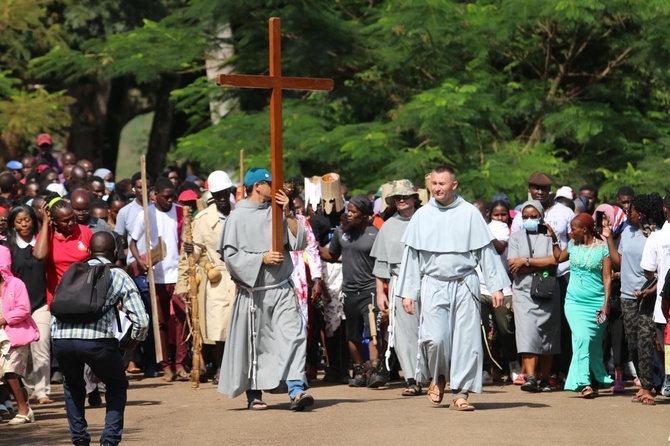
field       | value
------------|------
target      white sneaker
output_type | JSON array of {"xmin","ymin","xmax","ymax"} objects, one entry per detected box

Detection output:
[
  {"xmin": 509, "ymin": 361, "xmax": 521, "ymax": 381},
  {"xmin": 662, "ymin": 375, "xmax": 670, "ymax": 398},
  {"xmin": 482, "ymin": 371, "xmax": 493, "ymax": 386}
]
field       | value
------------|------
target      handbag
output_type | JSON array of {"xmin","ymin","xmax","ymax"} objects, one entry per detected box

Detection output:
[{"xmin": 526, "ymin": 232, "xmax": 557, "ymax": 300}]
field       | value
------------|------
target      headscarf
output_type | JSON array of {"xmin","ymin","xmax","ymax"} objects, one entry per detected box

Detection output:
[
  {"xmin": 93, "ymin": 168, "xmax": 112, "ymax": 180},
  {"xmin": 520, "ymin": 199, "xmax": 545, "ymax": 219},
  {"xmin": 349, "ymin": 194, "xmax": 373, "ymax": 216},
  {"xmin": 594, "ymin": 204, "xmax": 627, "ymax": 236}
]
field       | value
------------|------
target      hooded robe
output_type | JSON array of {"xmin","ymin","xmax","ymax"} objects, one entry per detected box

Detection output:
[
  {"xmin": 396, "ymin": 196, "xmax": 510, "ymax": 394},
  {"xmin": 218, "ymin": 199, "xmax": 306, "ymax": 398}
]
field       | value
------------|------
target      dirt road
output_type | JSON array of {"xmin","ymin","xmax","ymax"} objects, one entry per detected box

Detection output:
[{"xmin": 7, "ymin": 376, "xmax": 669, "ymax": 446}]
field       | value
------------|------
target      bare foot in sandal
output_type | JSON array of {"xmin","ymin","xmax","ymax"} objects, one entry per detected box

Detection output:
[
  {"xmin": 247, "ymin": 399, "xmax": 268, "ymax": 410},
  {"xmin": 450, "ymin": 397, "xmax": 475, "ymax": 411},
  {"xmin": 427, "ymin": 376, "xmax": 446, "ymax": 404},
  {"xmin": 402, "ymin": 384, "xmax": 422, "ymax": 396}
]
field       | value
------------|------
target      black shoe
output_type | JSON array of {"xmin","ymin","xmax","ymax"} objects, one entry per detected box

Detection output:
[
  {"xmin": 100, "ymin": 441, "xmax": 116, "ymax": 446},
  {"xmin": 366, "ymin": 362, "xmax": 388, "ymax": 388},
  {"xmin": 539, "ymin": 379, "xmax": 553, "ymax": 392},
  {"xmin": 521, "ymin": 375, "xmax": 539, "ymax": 392},
  {"xmin": 348, "ymin": 365, "xmax": 367, "ymax": 387},
  {"xmin": 88, "ymin": 388, "xmax": 103, "ymax": 407},
  {"xmin": 73, "ymin": 440, "xmax": 90, "ymax": 446},
  {"xmin": 289, "ymin": 393, "xmax": 314, "ymax": 411},
  {"xmin": 323, "ymin": 369, "xmax": 349, "ymax": 384}
]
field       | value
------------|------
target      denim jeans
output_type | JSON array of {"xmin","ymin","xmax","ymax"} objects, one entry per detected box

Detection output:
[
  {"xmin": 133, "ymin": 275, "xmax": 157, "ymax": 373},
  {"xmin": 245, "ymin": 380, "xmax": 306, "ymax": 402},
  {"xmin": 53, "ymin": 338, "xmax": 128, "ymax": 445}
]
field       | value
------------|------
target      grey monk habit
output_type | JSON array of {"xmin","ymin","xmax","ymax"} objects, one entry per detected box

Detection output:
[
  {"xmin": 218, "ymin": 199, "xmax": 306, "ymax": 398},
  {"xmin": 370, "ymin": 213, "xmax": 429, "ymax": 383},
  {"xmin": 396, "ymin": 196, "xmax": 510, "ymax": 394}
]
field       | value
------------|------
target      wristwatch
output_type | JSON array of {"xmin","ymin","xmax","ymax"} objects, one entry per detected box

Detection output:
[{"xmin": 524, "ymin": 257, "xmax": 530, "ymax": 267}]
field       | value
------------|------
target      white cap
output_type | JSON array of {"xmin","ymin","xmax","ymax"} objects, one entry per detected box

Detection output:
[
  {"xmin": 207, "ymin": 170, "xmax": 233, "ymax": 193},
  {"xmin": 555, "ymin": 186, "xmax": 574, "ymax": 200},
  {"xmin": 46, "ymin": 182, "xmax": 67, "ymax": 197}
]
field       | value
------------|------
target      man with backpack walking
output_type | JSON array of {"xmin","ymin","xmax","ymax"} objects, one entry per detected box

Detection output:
[{"xmin": 51, "ymin": 232, "xmax": 150, "ymax": 446}]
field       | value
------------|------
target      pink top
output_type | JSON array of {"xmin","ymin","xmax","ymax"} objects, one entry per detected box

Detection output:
[{"xmin": 0, "ymin": 246, "xmax": 40, "ymax": 347}]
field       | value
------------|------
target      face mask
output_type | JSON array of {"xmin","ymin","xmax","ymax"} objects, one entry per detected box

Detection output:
[
  {"xmin": 522, "ymin": 218, "xmax": 540, "ymax": 232},
  {"xmin": 105, "ymin": 182, "xmax": 115, "ymax": 192}
]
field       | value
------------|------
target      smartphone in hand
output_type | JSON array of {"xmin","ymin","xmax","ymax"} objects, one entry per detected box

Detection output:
[
  {"xmin": 596, "ymin": 310, "xmax": 607, "ymax": 325},
  {"xmin": 595, "ymin": 211, "xmax": 604, "ymax": 234}
]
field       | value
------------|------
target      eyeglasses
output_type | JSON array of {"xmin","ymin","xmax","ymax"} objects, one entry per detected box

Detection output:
[
  {"xmin": 394, "ymin": 196, "xmax": 409, "ymax": 202},
  {"xmin": 521, "ymin": 216, "xmax": 540, "ymax": 220}
]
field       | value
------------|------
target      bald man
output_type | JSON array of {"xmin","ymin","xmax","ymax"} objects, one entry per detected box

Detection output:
[
  {"xmin": 70, "ymin": 189, "xmax": 124, "ymax": 262},
  {"xmin": 77, "ymin": 159, "xmax": 94, "ymax": 178}
]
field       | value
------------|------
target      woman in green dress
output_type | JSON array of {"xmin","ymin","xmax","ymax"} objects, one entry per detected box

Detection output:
[{"xmin": 547, "ymin": 212, "xmax": 613, "ymax": 397}]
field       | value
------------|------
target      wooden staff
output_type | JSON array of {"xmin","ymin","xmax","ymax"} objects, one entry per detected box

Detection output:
[
  {"xmin": 368, "ymin": 304, "xmax": 378, "ymax": 346},
  {"xmin": 183, "ymin": 207, "xmax": 201, "ymax": 388},
  {"xmin": 239, "ymin": 149, "xmax": 244, "ymax": 186},
  {"xmin": 141, "ymin": 156, "xmax": 162, "ymax": 363}
]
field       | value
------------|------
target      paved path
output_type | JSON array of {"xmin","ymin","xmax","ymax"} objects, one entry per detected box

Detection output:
[{"xmin": 5, "ymin": 376, "xmax": 669, "ymax": 445}]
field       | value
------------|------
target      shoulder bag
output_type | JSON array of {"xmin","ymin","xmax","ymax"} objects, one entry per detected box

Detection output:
[{"xmin": 526, "ymin": 232, "xmax": 557, "ymax": 300}]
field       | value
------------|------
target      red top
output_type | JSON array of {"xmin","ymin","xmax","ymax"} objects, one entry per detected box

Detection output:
[{"xmin": 37, "ymin": 223, "xmax": 93, "ymax": 307}]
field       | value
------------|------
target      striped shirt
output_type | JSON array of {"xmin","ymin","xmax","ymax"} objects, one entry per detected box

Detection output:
[{"xmin": 52, "ymin": 258, "xmax": 149, "ymax": 341}]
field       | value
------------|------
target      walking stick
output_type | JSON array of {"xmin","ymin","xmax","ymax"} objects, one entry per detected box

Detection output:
[
  {"xmin": 368, "ymin": 304, "xmax": 378, "ymax": 346},
  {"xmin": 141, "ymin": 156, "xmax": 163, "ymax": 363},
  {"xmin": 183, "ymin": 207, "xmax": 202, "ymax": 388}
]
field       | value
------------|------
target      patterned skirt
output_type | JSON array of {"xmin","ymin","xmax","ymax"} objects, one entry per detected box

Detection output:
[{"xmin": 0, "ymin": 344, "xmax": 31, "ymax": 377}]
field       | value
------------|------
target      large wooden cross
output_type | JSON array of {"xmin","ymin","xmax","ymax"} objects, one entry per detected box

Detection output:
[{"xmin": 216, "ymin": 17, "xmax": 334, "ymax": 251}]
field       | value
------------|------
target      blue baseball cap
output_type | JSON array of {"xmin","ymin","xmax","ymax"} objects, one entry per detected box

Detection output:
[
  {"xmin": 243, "ymin": 168, "xmax": 272, "ymax": 187},
  {"xmin": 6, "ymin": 160, "xmax": 22, "ymax": 170}
]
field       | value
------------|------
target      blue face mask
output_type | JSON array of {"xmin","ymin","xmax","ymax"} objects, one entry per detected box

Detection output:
[
  {"xmin": 105, "ymin": 182, "xmax": 115, "ymax": 192},
  {"xmin": 523, "ymin": 218, "xmax": 540, "ymax": 232}
]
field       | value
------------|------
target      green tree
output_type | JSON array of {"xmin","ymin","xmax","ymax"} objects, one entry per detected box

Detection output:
[{"xmin": 0, "ymin": 0, "xmax": 73, "ymax": 164}]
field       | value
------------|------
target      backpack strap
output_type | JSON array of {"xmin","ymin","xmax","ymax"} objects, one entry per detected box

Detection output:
[{"xmin": 93, "ymin": 259, "xmax": 124, "ymax": 332}]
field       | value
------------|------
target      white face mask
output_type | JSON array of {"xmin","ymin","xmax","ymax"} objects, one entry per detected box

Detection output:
[{"xmin": 522, "ymin": 218, "xmax": 541, "ymax": 232}]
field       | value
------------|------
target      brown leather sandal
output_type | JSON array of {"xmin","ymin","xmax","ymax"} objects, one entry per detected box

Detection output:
[{"xmin": 450, "ymin": 397, "xmax": 475, "ymax": 411}]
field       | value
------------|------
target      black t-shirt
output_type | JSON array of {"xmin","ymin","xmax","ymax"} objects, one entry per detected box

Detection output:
[
  {"xmin": 310, "ymin": 210, "xmax": 344, "ymax": 247},
  {"xmin": 10, "ymin": 244, "xmax": 47, "ymax": 312},
  {"xmin": 329, "ymin": 225, "xmax": 378, "ymax": 293}
]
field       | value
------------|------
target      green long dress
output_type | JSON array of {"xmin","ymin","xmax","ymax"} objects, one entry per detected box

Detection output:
[{"xmin": 564, "ymin": 240, "xmax": 614, "ymax": 391}]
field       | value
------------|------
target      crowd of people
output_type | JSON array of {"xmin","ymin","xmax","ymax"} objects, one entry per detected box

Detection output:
[{"xmin": 0, "ymin": 133, "xmax": 669, "ymax": 443}]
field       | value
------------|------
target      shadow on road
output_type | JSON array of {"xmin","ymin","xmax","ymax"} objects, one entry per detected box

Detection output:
[
  {"xmin": 228, "ymin": 397, "xmax": 390, "ymax": 412},
  {"xmin": 438, "ymin": 401, "xmax": 550, "ymax": 410}
]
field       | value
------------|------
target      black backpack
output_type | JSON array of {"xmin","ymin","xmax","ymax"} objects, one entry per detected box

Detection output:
[{"xmin": 51, "ymin": 258, "xmax": 122, "ymax": 329}]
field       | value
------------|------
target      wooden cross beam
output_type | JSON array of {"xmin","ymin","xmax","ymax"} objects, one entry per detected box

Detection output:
[{"xmin": 216, "ymin": 17, "xmax": 334, "ymax": 251}]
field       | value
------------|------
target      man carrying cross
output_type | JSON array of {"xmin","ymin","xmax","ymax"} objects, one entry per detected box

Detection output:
[{"xmin": 217, "ymin": 168, "xmax": 313, "ymax": 411}]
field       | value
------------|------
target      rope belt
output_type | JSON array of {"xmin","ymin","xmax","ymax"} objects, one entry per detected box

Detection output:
[
  {"xmin": 415, "ymin": 270, "xmax": 477, "ymax": 383},
  {"xmin": 240, "ymin": 278, "xmax": 290, "ymax": 388}
]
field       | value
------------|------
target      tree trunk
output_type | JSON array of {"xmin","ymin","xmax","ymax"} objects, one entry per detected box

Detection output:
[
  {"xmin": 67, "ymin": 78, "xmax": 111, "ymax": 164},
  {"xmin": 145, "ymin": 73, "xmax": 181, "ymax": 179}
]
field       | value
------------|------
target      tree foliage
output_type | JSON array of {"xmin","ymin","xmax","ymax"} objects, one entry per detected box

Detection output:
[{"xmin": 6, "ymin": 0, "xmax": 670, "ymax": 203}]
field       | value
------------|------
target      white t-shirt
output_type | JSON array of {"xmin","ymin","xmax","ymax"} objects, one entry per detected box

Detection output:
[
  {"xmin": 114, "ymin": 200, "xmax": 144, "ymax": 264},
  {"xmin": 130, "ymin": 204, "xmax": 180, "ymax": 284},
  {"xmin": 639, "ymin": 221, "xmax": 670, "ymax": 323},
  {"xmin": 512, "ymin": 202, "xmax": 573, "ymax": 277},
  {"xmin": 479, "ymin": 220, "xmax": 513, "ymax": 296}
]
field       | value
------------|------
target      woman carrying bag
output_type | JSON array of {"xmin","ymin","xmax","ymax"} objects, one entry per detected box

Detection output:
[{"xmin": 508, "ymin": 200, "xmax": 560, "ymax": 393}]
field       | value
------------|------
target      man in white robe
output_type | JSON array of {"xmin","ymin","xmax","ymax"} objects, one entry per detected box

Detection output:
[
  {"xmin": 218, "ymin": 168, "xmax": 314, "ymax": 411},
  {"xmin": 396, "ymin": 166, "xmax": 510, "ymax": 411}
]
